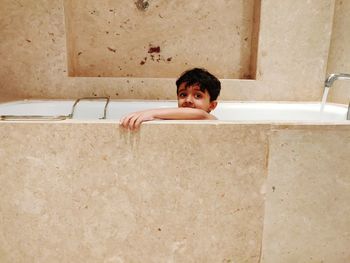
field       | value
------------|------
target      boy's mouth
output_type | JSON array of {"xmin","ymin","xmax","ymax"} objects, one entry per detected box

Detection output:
[{"xmin": 181, "ymin": 105, "xmax": 195, "ymax": 108}]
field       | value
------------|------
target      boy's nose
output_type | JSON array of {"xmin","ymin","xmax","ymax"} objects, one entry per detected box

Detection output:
[{"xmin": 185, "ymin": 95, "xmax": 194, "ymax": 104}]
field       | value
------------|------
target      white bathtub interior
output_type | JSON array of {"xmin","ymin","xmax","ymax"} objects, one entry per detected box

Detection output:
[{"xmin": 0, "ymin": 100, "xmax": 348, "ymax": 122}]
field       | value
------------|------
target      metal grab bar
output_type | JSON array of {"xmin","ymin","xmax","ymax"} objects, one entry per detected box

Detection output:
[
  {"xmin": 69, "ymin": 96, "xmax": 110, "ymax": 119},
  {"xmin": 0, "ymin": 115, "xmax": 68, "ymax": 121},
  {"xmin": 0, "ymin": 96, "xmax": 110, "ymax": 121}
]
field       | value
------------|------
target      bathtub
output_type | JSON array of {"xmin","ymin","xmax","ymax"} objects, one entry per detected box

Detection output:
[
  {"xmin": 1, "ymin": 99, "xmax": 350, "ymax": 262},
  {"xmin": 0, "ymin": 99, "xmax": 349, "ymax": 122}
]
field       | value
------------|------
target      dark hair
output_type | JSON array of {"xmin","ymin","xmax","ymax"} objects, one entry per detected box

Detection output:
[{"xmin": 176, "ymin": 68, "xmax": 221, "ymax": 101}]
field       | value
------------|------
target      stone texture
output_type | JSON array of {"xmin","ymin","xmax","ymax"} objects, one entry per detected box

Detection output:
[
  {"xmin": 0, "ymin": 0, "xmax": 343, "ymax": 101},
  {"xmin": 257, "ymin": 0, "xmax": 335, "ymax": 101},
  {"xmin": 262, "ymin": 126, "xmax": 350, "ymax": 263},
  {"xmin": 0, "ymin": 122, "xmax": 269, "ymax": 262},
  {"xmin": 65, "ymin": 0, "xmax": 255, "ymax": 79},
  {"xmin": 327, "ymin": 0, "xmax": 350, "ymax": 104},
  {"xmin": 1, "ymin": 122, "xmax": 350, "ymax": 262}
]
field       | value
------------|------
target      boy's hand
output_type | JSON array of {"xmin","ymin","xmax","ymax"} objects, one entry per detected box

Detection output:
[
  {"xmin": 120, "ymin": 107, "xmax": 215, "ymax": 130},
  {"xmin": 120, "ymin": 110, "xmax": 156, "ymax": 130}
]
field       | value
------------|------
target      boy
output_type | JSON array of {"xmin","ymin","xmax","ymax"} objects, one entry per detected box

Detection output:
[{"xmin": 120, "ymin": 68, "xmax": 221, "ymax": 130}]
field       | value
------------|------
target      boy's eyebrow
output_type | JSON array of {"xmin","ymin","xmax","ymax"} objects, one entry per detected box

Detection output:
[
  {"xmin": 192, "ymin": 86, "xmax": 202, "ymax": 91},
  {"xmin": 178, "ymin": 85, "xmax": 202, "ymax": 91}
]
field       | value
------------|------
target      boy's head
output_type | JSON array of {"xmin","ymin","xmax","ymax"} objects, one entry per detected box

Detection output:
[{"xmin": 176, "ymin": 68, "xmax": 221, "ymax": 113}]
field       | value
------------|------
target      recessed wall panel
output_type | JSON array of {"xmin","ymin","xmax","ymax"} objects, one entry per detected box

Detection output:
[{"xmin": 65, "ymin": 0, "xmax": 256, "ymax": 78}]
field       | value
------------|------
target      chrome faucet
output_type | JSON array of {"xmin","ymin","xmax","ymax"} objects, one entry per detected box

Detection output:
[
  {"xmin": 325, "ymin": 73, "xmax": 350, "ymax": 88},
  {"xmin": 324, "ymin": 73, "xmax": 350, "ymax": 120}
]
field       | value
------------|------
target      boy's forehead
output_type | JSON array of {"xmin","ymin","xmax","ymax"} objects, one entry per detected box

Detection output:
[{"xmin": 178, "ymin": 83, "xmax": 201, "ymax": 91}]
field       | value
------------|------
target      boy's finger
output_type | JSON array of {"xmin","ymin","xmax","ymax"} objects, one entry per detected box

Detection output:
[
  {"xmin": 121, "ymin": 115, "xmax": 133, "ymax": 129},
  {"xmin": 121, "ymin": 116, "xmax": 128, "ymax": 128},
  {"xmin": 134, "ymin": 116, "xmax": 144, "ymax": 130},
  {"xmin": 128, "ymin": 114, "xmax": 139, "ymax": 130},
  {"xmin": 119, "ymin": 116, "xmax": 125, "ymax": 127},
  {"xmin": 120, "ymin": 115, "xmax": 126, "ymax": 125}
]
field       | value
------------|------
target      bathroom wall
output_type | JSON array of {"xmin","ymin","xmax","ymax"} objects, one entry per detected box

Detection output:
[
  {"xmin": 0, "ymin": 122, "xmax": 269, "ymax": 262},
  {"xmin": 0, "ymin": 0, "xmax": 342, "ymax": 102},
  {"xmin": 326, "ymin": 0, "xmax": 350, "ymax": 104},
  {"xmin": 65, "ymin": 0, "xmax": 256, "ymax": 79},
  {"xmin": 261, "ymin": 126, "xmax": 350, "ymax": 262},
  {"xmin": 1, "ymin": 122, "xmax": 349, "ymax": 262}
]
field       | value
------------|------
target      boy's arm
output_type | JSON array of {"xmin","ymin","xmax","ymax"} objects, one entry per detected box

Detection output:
[{"xmin": 120, "ymin": 108, "xmax": 216, "ymax": 130}]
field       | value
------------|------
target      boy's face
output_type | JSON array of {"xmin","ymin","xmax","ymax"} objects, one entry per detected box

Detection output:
[{"xmin": 177, "ymin": 83, "xmax": 217, "ymax": 112}]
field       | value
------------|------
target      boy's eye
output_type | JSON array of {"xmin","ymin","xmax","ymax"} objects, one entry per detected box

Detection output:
[
  {"xmin": 178, "ymin": 92, "xmax": 187, "ymax": 98},
  {"xmin": 194, "ymin": 93, "xmax": 203, "ymax": 99}
]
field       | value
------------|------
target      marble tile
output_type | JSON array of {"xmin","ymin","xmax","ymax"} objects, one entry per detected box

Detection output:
[
  {"xmin": 262, "ymin": 127, "xmax": 350, "ymax": 262},
  {"xmin": 327, "ymin": 0, "xmax": 350, "ymax": 104},
  {"xmin": 65, "ymin": 0, "xmax": 255, "ymax": 79},
  {"xmin": 0, "ymin": 0, "xmax": 344, "ymax": 102},
  {"xmin": 1, "ymin": 122, "xmax": 350, "ymax": 262},
  {"xmin": 0, "ymin": 122, "xmax": 269, "ymax": 262}
]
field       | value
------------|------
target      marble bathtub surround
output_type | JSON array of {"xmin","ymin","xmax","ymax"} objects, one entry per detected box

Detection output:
[
  {"xmin": 0, "ymin": 122, "xmax": 269, "ymax": 262},
  {"xmin": 1, "ymin": 122, "xmax": 349, "ymax": 262},
  {"xmin": 261, "ymin": 127, "xmax": 350, "ymax": 262}
]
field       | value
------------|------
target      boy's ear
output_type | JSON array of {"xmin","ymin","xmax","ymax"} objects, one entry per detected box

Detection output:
[{"xmin": 208, "ymin": 100, "xmax": 218, "ymax": 112}]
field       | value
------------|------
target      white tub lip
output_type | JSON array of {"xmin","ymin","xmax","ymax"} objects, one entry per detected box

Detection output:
[
  {"xmin": 0, "ymin": 98, "xmax": 346, "ymax": 103},
  {"xmin": 0, "ymin": 98, "xmax": 348, "ymax": 108},
  {"xmin": 2, "ymin": 119, "xmax": 350, "ymax": 127},
  {"xmin": 0, "ymin": 99, "xmax": 349, "ymax": 124}
]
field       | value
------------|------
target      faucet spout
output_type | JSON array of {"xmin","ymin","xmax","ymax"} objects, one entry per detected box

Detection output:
[
  {"xmin": 323, "ymin": 73, "xmax": 350, "ymax": 120},
  {"xmin": 325, "ymin": 73, "xmax": 350, "ymax": 88}
]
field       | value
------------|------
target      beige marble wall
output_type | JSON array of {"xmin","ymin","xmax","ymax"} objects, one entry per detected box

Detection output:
[
  {"xmin": 1, "ymin": 122, "xmax": 349, "ymax": 262},
  {"xmin": 0, "ymin": 122, "xmax": 268, "ymax": 263},
  {"xmin": 65, "ymin": 0, "xmax": 256, "ymax": 79},
  {"xmin": 0, "ymin": 0, "xmax": 344, "ymax": 102},
  {"xmin": 257, "ymin": 0, "xmax": 335, "ymax": 101},
  {"xmin": 262, "ymin": 126, "xmax": 350, "ymax": 262},
  {"xmin": 327, "ymin": 0, "xmax": 350, "ymax": 104}
]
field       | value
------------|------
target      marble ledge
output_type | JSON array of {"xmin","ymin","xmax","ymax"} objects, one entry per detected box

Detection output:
[{"xmin": 1, "ymin": 120, "xmax": 349, "ymax": 132}]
